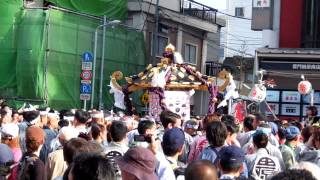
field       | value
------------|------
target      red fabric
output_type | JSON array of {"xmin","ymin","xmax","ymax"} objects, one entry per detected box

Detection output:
[{"xmin": 279, "ymin": 0, "xmax": 303, "ymax": 48}]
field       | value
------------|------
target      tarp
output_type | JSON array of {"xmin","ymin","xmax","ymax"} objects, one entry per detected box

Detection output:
[
  {"xmin": 0, "ymin": 3, "xmax": 146, "ymax": 110},
  {"xmin": 0, "ymin": 0, "xmax": 22, "ymax": 97},
  {"xmin": 47, "ymin": 0, "xmax": 127, "ymax": 20}
]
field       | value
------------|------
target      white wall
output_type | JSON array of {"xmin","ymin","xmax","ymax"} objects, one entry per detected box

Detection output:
[
  {"xmin": 145, "ymin": 0, "xmax": 180, "ymax": 12},
  {"xmin": 223, "ymin": 0, "xmax": 263, "ymax": 58}
]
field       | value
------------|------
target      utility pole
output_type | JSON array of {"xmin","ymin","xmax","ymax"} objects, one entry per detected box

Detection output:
[{"xmin": 152, "ymin": 0, "xmax": 160, "ymax": 65}]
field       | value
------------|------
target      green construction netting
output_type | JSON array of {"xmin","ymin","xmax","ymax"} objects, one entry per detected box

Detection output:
[
  {"xmin": 47, "ymin": 0, "xmax": 127, "ymax": 20},
  {"xmin": 0, "ymin": 0, "xmax": 22, "ymax": 96},
  {"xmin": 0, "ymin": 3, "xmax": 146, "ymax": 110}
]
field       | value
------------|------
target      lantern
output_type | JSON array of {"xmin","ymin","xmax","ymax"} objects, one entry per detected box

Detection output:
[
  {"xmin": 248, "ymin": 84, "xmax": 266, "ymax": 103},
  {"xmin": 298, "ymin": 80, "xmax": 312, "ymax": 95}
]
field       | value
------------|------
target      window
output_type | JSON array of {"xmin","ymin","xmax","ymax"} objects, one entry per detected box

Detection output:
[
  {"xmin": 151, "ymin": 34, "xmax": 169, "ymax": 56},
  {"xmin": 184, "ymin": 44, "xmax": 197, "ymax": 64},
  {"xmin": 235, "ymin": 7, "xmax": 244, "ymax": 17}
]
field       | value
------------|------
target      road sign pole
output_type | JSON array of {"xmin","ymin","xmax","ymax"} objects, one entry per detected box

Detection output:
[
  {"xmin": 98, "ymin": 16, "xmax": 107, "ymax": 110},
  {"xmin": 83, "ymin": 100, "xmax": 87, "ymax": 110}
]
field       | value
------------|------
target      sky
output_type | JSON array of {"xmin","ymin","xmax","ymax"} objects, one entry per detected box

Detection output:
[{"xmin": 195, "ymin": 0, "xmax": 227, "ymax": 10}]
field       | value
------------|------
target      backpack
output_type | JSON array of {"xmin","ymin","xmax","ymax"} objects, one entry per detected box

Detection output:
[
  {"xmin": 105, "ymin": 151, "xmax": 123, "ymax": 179},
  {"xmin": 250, "ymin": 154, "xmax": 281, "ymax": 180},
  {"xmin": 17, "ymin": 155, "xmax": 39, "ymax": 180}
]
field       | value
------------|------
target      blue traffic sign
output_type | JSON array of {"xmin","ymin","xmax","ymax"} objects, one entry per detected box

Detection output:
[
  {"xmin": 80, "ymin": 83, "xmax": 92, "ymax": 94},
  {"xmin": 82, "ymin": 52, "xmax": 93, "ymax": 62}
]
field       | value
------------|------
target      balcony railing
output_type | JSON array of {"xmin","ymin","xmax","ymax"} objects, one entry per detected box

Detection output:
[{"xmin": 181, "ymin": 0, "xmax": 218, "ymax": 24}]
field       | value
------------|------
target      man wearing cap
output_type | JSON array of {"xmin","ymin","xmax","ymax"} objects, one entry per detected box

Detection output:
[
  {"xmin": 280, "ymin": 125, "xmax": 301, "ymax": 169},
  {"xmin": 116, "ymin": 146, "xmax": 158, "ymax": 180},
  {"xmin": 184, "ymin": 120, "xmax": 199, "ymax": 140},
  {"xmin": 162, "ymin": 128, "xmax": 186, "ymax": 177},
  {"xmin": 218, "ymin": 146, "xmax": 245, "ymax": 180}
]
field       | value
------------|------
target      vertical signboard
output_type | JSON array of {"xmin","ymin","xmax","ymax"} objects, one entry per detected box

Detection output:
[{"xmin": 80, "ymin": 52, "xmax": 93, "ymax": 109}]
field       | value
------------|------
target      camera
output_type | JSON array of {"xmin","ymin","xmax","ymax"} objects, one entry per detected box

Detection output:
[{"xmin": 134, "ymin": 134, "xmax": 152, "ymax": 143}]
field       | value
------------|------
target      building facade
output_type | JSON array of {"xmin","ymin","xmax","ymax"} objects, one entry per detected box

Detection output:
[
  {"xmin": 252, "ymin": 0, "xmax": 320, "ymax": 120},
  {"xmin": 223, "ymin": 0, "xmax": 263, "ymax": 58},
  {"xmin": 127, "ymin": 0, "xmax": 225, "ymax": 115}
]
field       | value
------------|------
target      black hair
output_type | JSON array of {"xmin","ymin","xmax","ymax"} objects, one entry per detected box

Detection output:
[
  {"xmin": 253, "ymin": 133, "xmax": 268, "ymax": 149},
  {"xmin": 223, "ymin": 118, "xmax": 239, "ymax": 134},
  {"xmin": 0, "ymin": 109, "xmax": 8, "ymax": 117},
  {"xmin": 185, "ymin": 160, "xmax": 217, "ymax": 180},
  {"xmin": 72, "ymin": 153, "xmax": 117, "ymax": 180},
  {"xmin": 110, "ymin": 121, "xmax": 127, "ymax": 142},
  {"xmin": 243, "ymin": 116, "xmax": 254, "ymax": 131},
  {"xmin": 307, "ymin": 106, "xmax": 318, "ymax": 116},
  {"xmin": 58, "ymin": 120, "xmax": 69, "ymax": 129},
  {"xmin": 219, "ymin": 160, "xmax": 242, "ymax": 173},
  {"xmin": 206, "ymin": 121, "xmax": 228, "ymax": 147},
  {"xmin": 271, "ymin": 169, "xmax": 317, "ymax": 180},
  {"xmin": 91, "ymin": 123, "xmax": 105, "ymax": 140},
  {"xmin": 254, "ymin": 113, "xmax": 266, "ymax": 122},
  {"xmin": 137, "ymin": 120, "xmax": 155, "ymax": 135},
  {"xmin": 63, "ymin": 138, "xmax": 90, "ymax": 164},
  {"xmin": 23, "ymin": 110, "xmax": 40, "ymax": 122},
  {"xmin": 160, "ymin": 110, "xmax": 181, "ymax": 128},
  {"xmin": 74, "ymin": 110, "xmax": 90, "ymax": 124}
]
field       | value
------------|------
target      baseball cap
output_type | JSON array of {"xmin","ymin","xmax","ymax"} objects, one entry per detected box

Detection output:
[
  {"xmin": 285, "ymin": 126, "xmax": 300, "ymax": 140},
  {"xmin": 115, "ymin": 147, "xmax": 157, "ymax": 180},
  {"xmin": 26, "ymin": 126, "xmax": 45, "ymax": 145},
  {"xmin": 162, "ymin": 128, "xmax": 185, "ymax": 150},
  {"xmin": 219, "ymin": 146, "xmax": 245, "ymax": 165},
  {"xmin": 1, "ymin": 123, "xmax": 19, "ymax": 138}
]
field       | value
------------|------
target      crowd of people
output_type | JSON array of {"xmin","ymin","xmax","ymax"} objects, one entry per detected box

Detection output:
[{"xmin": 0, "ymin": 103, "xmax": 320, "ymax": 180}]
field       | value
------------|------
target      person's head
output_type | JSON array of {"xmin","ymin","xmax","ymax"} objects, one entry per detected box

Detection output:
[
  {"xmin": 58, "ymin": 120, "xmax": 70, "ymax": 129},
  {"xmin": 218, "ymin": 146, "xmax": 245, "ymax": 177},
  {"xmin": 252, "ymin": 130, "xmax": 269, "ymax": 149},
  {"xmin": 23, "ymin": 110, "xmax": 40, "ymax": 126},
  {"xmin": 47, "ymin": 112, "xmax": 59, "ymax": 130},
  {"xmin": 74, "ymin": 110, "xmax": 90, "ymax": 126},
  {"xmin": 0, "ymin": 109, "xmax": 12, "ymax": 125},
  {"xmin": 25, "ymin": 126, "xmax": 45, "ymax": 153},
  {"xmin": 243, "ymin": 115, "xmax": 255, "ymax": 132},
  {"xmin": 206, "ymin": 121, "xmax": 228, "ymax": 147},
  {"xmin": 253, "ymin": 113, "xmax": 266, "ymax": 130},
  {"xmin": 223, "ymin": 119, "xmax": 239, "ymax": 140},
  {"xmin": 137, "ymin": 120, "xmax": 156, "ymax": 136},
  {"xmin": 68, "ymin": 153, "xmax": 117, "ymax": 180},
  {"xmin": 184, "ymin": 120, "xmax": 199, "ymax": 137},
  {"xmin": 185, "ymin": 160, "xmax": 218, "ymax": 180},
  {"xmin": 285, "ymin": 126, "xmax": 301, "ymax": 145},
  {"xmin": 301, "ymin": 126, "xmax": 314, "ymax": 143},
  {"xmin": 1, "ymin": 123, "xmax": 20, "ymax": 149},
  {"xmin": 11, "ymin": 109, "xmax": 22, "ymax": 123},
  {"xmin": 110, "ymin": 121, "xmax": 127, "ymax": 143},
  {"xmin": 90, "ymin": 111, "xmax": 104, "ymax": 125},
  {"xmin": 90, "ymin": 123, "xmax": 106, "ymax": 142},
  {"xmin": 162, "ymin": 128, "xmax": 185, "ymax": 157},
  {"xmin": 115, "ymin": 147, "xmax": 157, "ymax": 180},
  {"xmin": 58, "ymin": 126, "xmax": 79, "ymax": 146},
  {"xmin": 63, "ymin": 138, "xmax": 90, "ymax": 165},
  {"xmin": 271, "ymin": 169, "xmax": 317, "ymax": 180},
  {"xmin": 312, "ymin": 127, "xmax": 320, "ymax": 149},
  {"xmin": 307, "ymin": 106, "xmax": 318, "ymax": 117},
  {"xmin": 291, "ymin": 161, "xmax": 320, "ymax": 180},
  {"xmin": 160, "ymin": 110, "xmax": 181, "ymax": 129},
  {"xmin": 268, "ymin": 121, "xmax": 279, "ymax": 136},
  {"xmin": 38, "ymin": 108, "xmax": 48, "ymax": 128}
]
